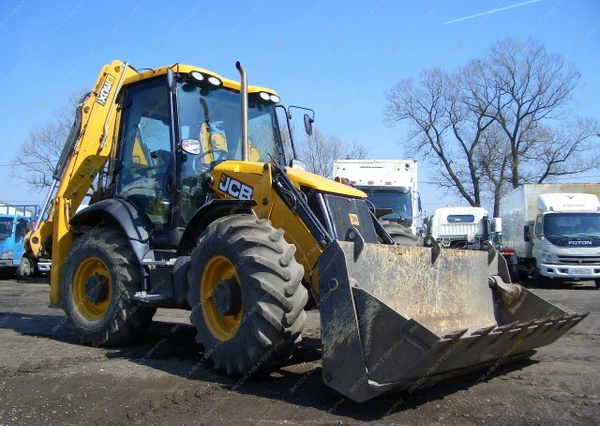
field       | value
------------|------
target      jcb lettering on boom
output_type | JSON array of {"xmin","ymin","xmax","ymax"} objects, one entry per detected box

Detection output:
[
  {"xmin": 96, "ymin": 74, "xmax": 115, "ymax": 106},
  {"xmin": 218, "ymin": 174, "xmax": 253, "ymax": 200}
]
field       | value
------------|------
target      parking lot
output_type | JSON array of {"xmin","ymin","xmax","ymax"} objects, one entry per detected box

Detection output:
[{"xmin": 0, "ymin": 278, "xmax": 598, "ymax": 425}]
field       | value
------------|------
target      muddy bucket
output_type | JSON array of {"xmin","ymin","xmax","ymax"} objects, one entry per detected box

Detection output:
[{"xmin": 317, "ymin": 241, "xmax": 587, "ymax": 403}]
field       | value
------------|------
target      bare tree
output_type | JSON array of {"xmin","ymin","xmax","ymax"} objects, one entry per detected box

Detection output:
[
  {"xmin": 11, "ymin": 91, "xmax": 88, "ymax": 193},
  {"xmin": 385, "ymin": 37, "xmax": 600, "ymax": 216},
  {"xmin": 296, "ymin": 128, "xmax": 369, "ymax": 177}
]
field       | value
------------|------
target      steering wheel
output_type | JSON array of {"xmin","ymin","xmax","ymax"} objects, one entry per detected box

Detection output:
[{"xmin": 193, "ymin": 149, "xmax": 229, "ymax": 173}]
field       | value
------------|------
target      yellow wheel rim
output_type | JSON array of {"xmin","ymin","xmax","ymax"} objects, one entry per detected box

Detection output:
[
  {"xmin": 72, "ymin": 257, "xmax": 112, "ymax": 321},
  {"xmin": 201, "ymin": 255, "xmax": 242, "ymax": 341}
]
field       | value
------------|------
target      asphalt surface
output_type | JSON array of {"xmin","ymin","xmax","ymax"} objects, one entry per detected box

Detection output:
[{"xmin": 0, "ymin": 277, "xmax": 598, "ymax": 425}]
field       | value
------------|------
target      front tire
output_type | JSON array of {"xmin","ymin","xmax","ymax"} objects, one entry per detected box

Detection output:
[
  {"xmin": 60, "ymin": 228, "xmax": 156, "ymax": 346},
  {"xmin": 187, "ymin": 214, "xmax": 307, "ymax": 376},
  {"xmin": 381, "ymin": 221, "xmax": 420, "ymax": 246},
  {"xmin": 16, "ymin": 256, "xmax": 32, "ymax": 280},
  {"xmin": 533, "ymin": 269, "xmax": 552, "ymax": 289}
]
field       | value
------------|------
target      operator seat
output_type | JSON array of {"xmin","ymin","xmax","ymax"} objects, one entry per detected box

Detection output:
[{"xmin": 197, "ymin": 122, "xmax": 262, "ymax": 164}]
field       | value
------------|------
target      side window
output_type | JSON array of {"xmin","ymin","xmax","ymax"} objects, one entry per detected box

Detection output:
[
  {"xmin": 117, "ymin": 79, "xmax": 173, "ymax": 229},
  {"xmin": 248, "ymin": 112, "xmax": 278, "ymax": 162},
  {"xmin": 276, "ymin": 107, "xmax": 294, "ymax": 163},
  {"xmin": 535, "ymin": 215, "xmax": 543, "ymax": 238},
  {"xmin": 447, "ymin": 215, "xmax": 475, "ymax": 223}
]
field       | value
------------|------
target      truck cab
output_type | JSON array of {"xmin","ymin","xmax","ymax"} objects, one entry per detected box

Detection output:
[
  {"xmin": 0, "ymin": 205, "xmax": 39, "ymax": 277},
  {"xmin": 332, "ymin": 159, "xmax": 422, "ymax": 245},
  {"xmin": 530, "ymin": 193, "xmax": 600, "ymax": 285},
  {"xmin": 422, "ymin": 206, "xmax": 502, "ymax": 249}
]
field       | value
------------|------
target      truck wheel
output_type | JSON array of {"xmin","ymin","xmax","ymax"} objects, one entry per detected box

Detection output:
[
  {"xmin": 533, "ymin": 270, "xmax": 551, "ymax": 289},
  {"xmin": 60, "ymin": 228, "xmax": 156, "ymax": 346},
  {"xmin": 381, "ymin": 221, "xmax": 420, "ymax": 246},
  {"xmin": 502, "ymin": 253, "xmax": 519, "ymax": 283},
  {"xmin": 16, "ymin": 256, "xmax": 32, "ymax": 280},
  {"xmin": 187, "ymin": 214, "xmax": 307, "ymax": 376}
]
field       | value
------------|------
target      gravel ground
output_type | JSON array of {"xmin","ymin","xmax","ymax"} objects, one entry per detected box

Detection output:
[{"xmin": 0, "ymin": 277, "xmax": 598, "ymax": 425}]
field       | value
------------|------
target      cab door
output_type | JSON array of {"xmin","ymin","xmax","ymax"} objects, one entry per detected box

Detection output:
[
  {"xmin": 531, "ymin": 214, "xmax": 544, "ymax": 264},
  {"xmin": 114, "ymin": 77, "xmax": 175, "ymax": 230}
]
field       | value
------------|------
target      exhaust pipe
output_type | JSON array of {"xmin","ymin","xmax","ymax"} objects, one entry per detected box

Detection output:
[{"xmin": 236, "ymin": 61, "xmax": 249, "ymax": 162}]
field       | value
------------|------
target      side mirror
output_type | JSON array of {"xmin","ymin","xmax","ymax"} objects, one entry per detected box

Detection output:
[
  {"xmin": 524, "ymin": 224, "xmax": 530, "ymax": 242},
  {"xmin": 493, "ymin": 217, "xmax": 502, "ymax": 233},
  {"xmin": 303, "ymin": 113, "xmax": 313, "ymax": 136},
  {"xmin": 289, "ymin": 159, "xmax": 307, "ymax": 171}
]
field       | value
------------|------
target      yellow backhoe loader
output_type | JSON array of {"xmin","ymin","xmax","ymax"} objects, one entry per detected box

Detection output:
[{"xmin": 24, "ymin": 60, "xmax": 587, "ymax": 403}]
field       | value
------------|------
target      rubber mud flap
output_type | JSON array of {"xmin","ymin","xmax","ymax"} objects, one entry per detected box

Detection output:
[{"xmin": 317, "ymin": 241, "xmax": 588, "ymax": 402}]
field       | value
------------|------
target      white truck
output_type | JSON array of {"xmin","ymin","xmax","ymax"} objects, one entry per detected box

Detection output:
[
  {"xmin": 500, "ymin": 183, "xmax": 600, "ymax": 287},
  {"xmin": 421, "ymin": 205, "xmax": 519, "ymax": 282},
  {"xmin": 422, "ymin": 206, "xmax": 501, "ymax": 249},
  {"xmin": 332, "ymin": 159, "xmax": 421, "ymax": 245}
]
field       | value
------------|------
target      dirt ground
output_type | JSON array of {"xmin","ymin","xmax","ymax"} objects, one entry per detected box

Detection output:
[{"xmin": 0, "ymin": 278, "xmax": 598, "ymax": 426}]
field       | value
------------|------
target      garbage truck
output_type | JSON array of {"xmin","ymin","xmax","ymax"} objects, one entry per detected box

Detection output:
[
  {"xmin": 332, "ymin": 159, "xmax": 421, "ymax": 245},
  {"xmin": 500, "ymin": 183, "xmax": 600, "ymax": 287},
  {"xmin": 22, "ymin": 59, "xmax": 586, "ymax": 403}
]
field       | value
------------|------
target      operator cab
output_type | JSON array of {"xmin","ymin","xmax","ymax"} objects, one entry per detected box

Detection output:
[{"xmin": 107, "ymin": 68, "xmax": 286, "ymax": 249}]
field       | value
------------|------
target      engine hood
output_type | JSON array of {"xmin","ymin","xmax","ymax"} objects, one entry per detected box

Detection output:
[{"xmin": 285, "ymin": 167, "xmax": 366, "ymax": 198}]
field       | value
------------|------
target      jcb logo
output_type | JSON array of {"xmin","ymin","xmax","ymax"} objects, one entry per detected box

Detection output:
[
  {"xmin": 96, "ymin": 75, "xmax": 114, "ymax": 106},
  {"xmin": 218, "ymin": 174, "xmax": 254, "ymax": 200}
]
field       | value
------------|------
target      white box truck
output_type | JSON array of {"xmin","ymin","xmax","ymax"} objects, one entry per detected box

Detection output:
[
  {"xmin": 332, "ymin": 159, "xmax": 421, "ymax": 245},
  {"xmin": 500, "ymin": 183, "xmax": 600, "ymax": 287}
]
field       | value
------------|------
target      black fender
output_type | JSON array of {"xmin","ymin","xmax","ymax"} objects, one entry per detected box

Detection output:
[
  {"xmin": 176, "ymin": 199, "xmax": 256, "ymax": 256},
  {"xmin": 70, "ymin": 198, "xmax": 152, "ymax": 263}
]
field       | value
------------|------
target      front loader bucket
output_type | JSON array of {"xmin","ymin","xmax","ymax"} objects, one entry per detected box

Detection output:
[{"xmin": 317, "ymin": 241, "xmax": 587, "ymax": 403}]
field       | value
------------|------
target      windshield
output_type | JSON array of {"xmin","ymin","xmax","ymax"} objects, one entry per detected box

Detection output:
[
  {"xmin": 360, "ymin": 189, "xmax": 413, "ymax": 226},
  {"xmin": 177, "ymin": 83, "xmax": 284, "ymax": 170},
  {"xmin": 544, "ymin": 213, "xmax": 600, "ymax": 237},
  {"xmin": 0, "ymin": 218, "xmax": 14, "ymax": 238}
]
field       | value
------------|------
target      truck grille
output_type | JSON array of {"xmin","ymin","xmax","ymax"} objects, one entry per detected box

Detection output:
[{"xmin": 557, "ymin": 255, "xmax": 600, "ymax": 265}]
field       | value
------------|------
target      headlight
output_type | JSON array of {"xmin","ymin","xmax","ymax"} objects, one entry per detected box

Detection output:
[
  {"xmin": 541, "ymin": 251, "xmax": 558, "ymax": 264},
  {"xmin": 1, "ymin": 250, "xmax": 13, "ymax": 260}
]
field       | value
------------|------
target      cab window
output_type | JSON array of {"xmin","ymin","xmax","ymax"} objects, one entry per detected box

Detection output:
[
  {"xmin": 535, "ymin": 215, "xmax": 543, "ymax": 238},
  {"xmin": 116, "ymin": 78, "xmax": 173, "ymax": 229}
]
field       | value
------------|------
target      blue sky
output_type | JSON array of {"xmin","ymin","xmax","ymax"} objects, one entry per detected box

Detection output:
[{"xmin": 1, "ymin": 0, "xmax": 599, "ymax": 217}]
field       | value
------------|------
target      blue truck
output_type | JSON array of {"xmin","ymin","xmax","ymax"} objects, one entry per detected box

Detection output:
[{"xmin": 0, "ymin": 204, "xmax": 48, "ymax": 279}]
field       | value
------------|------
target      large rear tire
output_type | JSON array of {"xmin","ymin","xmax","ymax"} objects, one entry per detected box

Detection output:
[
  {"xmin": 187, "ymin": 214, "xmax": 307, "ymax": 376},
  {"xmin": 60, "ymin": 228, "xmax": 156, "ymax": 346}
]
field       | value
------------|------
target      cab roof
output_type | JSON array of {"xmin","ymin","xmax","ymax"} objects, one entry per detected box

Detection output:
[{"xmin": 123, "ymin": 63, "xmax": 278, "ymax": 95}]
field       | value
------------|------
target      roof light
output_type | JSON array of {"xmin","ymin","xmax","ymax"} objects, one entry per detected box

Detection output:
[
  {"xmin": 259, "ymin": 92, "xmax": 270, "ymax": 101},
  {"xmin": 367, "ymin": 181, "xmax": 374, "ymax": 185},
  {"xmin": 189, "ymin": 71, "xmax": 204, "ymax": 82},
  {"xmin": 270, "ymin": 94, "xmax": 280, "ymax": 103},
  {"xmin": 208, "ymin": 76, "xmax": 221, "ymax": 86}
]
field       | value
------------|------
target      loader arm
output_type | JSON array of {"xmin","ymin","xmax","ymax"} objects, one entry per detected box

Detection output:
[{"xmin": 25, "ymin": 61, "xmax": 135, "ymax": 304}]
